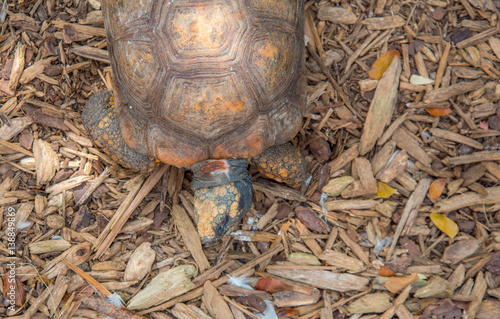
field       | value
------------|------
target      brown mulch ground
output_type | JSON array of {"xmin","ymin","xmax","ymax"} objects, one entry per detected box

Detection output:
[{"xmin": 1, "ymin": 0, "xmax": 500, "ymax": 318}]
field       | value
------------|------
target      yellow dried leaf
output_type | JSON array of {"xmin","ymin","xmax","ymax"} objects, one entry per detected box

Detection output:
[
  {"xmin": 430, "ymin": 213, "xmax": 459, "ymax": 239},
  {"xmin": 377, "ymin": 181, "xmax": 396, "ymax": 198},
  {"xmin": 429, "ymin": 178, "xmax": 446, "ymax": 199},
  {"xmin": 368, "ymin": 50, "xmax": 401, "ymax": 80}
]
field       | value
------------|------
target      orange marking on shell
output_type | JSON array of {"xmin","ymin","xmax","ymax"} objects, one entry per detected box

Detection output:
[
  {"xmin": 171, "ymin": 5, "xmax": 226, "ymax": 52},
  {"xmin": 192, "ymin": 90, "xmax": 245, "ymax": 123},
  {"xmin": 259, "ymin": 42, "xmax": 278, "ymax": 59}
]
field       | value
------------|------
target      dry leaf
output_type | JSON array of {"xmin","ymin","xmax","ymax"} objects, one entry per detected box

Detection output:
[
  {"xmin": 479, "ymin": 120, "xmax": 489, "ymax": 131},
  {"xmin": 368, "ymin": 50, "xmax": 401, "ymax": 80},
  {"xmin": 429, "ymin": 178, "xmax": 447, "ymax": 199},
  {"xmin": 426, "ymin": 107, "xmax": 453, "ymax": 116},
  {"xmin": 379, "ymin": 266, "xmax": 396, "ymax": 277},
  {"xmin": 377, "ymin": 181, "xmax": 396, "ymax": 198},
  {"xmin": 430, "ymin": 213, "xmax": 459, "ymax": 239},
  {"xmin": 3, "ymin": 275, "xmax": 26, "ymax": 307},
  {"xmin": 384, "ymin": 273, "xmax": 418, "ymax": 293},
  {"xmin": 256, "ymin": 277, "xmax": 292, "ymax": 293}
]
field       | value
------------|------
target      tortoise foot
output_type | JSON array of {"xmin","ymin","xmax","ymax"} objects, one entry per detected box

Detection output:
[
  {"xmin": 192, "ymin": 159, "xmax": 252, "ymax": 244},
  {"xmin": 82, "ymin": 90, "xmax": 156, "ymax": 171},
  {"xmin": 250, "ymin": 142, "xmax": 306, "ymax": 187}
]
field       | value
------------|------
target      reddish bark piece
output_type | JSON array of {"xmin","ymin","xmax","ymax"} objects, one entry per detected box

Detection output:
[
  {"xmin": 295, "ymin": 206, "xmax": 327, "ymax": 233},
  {"xmin": 433, "ymin": 7, "xmax": 446, "ymax": 20},
  {"xmin": 309, "ymin": 137, "xmax": 331, "ymax": 164},
  {"xmin": 255, "ymin": 277, "xmax": 292, "ymax": 293},
  {"xmin": 399, "ymin": 237, "xmax": 420, "ymax": 257},
  {"xmin": 3, "ymin": 275, "xmax": 26, "ymax": 307}
]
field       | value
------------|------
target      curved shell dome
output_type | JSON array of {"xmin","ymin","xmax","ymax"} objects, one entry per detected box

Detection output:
[{"xmin": 102, "ymin": 0, "xmax": 306, "ymax": 167}]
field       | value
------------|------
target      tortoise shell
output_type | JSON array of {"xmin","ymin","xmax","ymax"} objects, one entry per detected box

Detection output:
[{"xmin": 102, "ymin": 0, "xmax": 306, "ymax": 167}]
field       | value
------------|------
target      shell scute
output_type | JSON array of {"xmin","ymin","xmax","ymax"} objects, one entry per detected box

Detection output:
[
  {"xmin": 103, "ymin": 0, "xmax": 305, "ymax": 167},
  {"xmin": 160, "ymin": 73, "xmax": 257, "ymax": 140},
  {"xmin": 103, "ymin": 0, "xmax": 154, "ymax": 38},
  {"xmin": 110, "ymin": 39, "xmax": 163, "ymax": 114},
  {"xmin": 247, "ymin": 30, "xmax": 298, "ymax": 109}
]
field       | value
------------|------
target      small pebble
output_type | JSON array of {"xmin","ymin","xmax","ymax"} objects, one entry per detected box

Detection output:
[
  {"xmin": 458, "ymin": 144, "xmax": 473, "ymax": 155},
  {"xmin": 457, "ymin": 220, "xmax": 475, "ymax": 233},
  {"xmin": 488, "ymin": 115, "xmax": 500, "ymax": 131},
  {"xmin": 432, "ymin": 7, "xmax": 446, "ymax": 20}
]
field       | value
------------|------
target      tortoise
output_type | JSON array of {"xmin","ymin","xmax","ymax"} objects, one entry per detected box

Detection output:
[{"xmin": 82, "ymin": 0, "xmax": 307, "ymax": 244}]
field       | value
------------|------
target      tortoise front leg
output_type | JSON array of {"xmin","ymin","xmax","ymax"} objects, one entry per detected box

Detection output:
[
  {"xmin": 82, "ymin": 91, "xmax": 156, "ymax": 171},
  {"xmin": 250, "ymin": 143, "xmax": 307, "ymax": 187}
]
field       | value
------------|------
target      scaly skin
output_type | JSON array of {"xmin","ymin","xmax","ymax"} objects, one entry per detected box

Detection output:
[
  {"xmin": 250, "ymin": 142, "xmax": 306, "ymax": 187},
  {"xmin": 194, "ymin": 178, "xmax": 252, "ymax": 244},
  {"xmin": 81, "ymin": 91, "xmax": 156, "ymax": 171}
]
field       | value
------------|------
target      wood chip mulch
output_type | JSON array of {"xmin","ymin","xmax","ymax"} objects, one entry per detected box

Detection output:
[{"xmin": 1, "ymin": 0, "xmax": 500, "ymax": 318}]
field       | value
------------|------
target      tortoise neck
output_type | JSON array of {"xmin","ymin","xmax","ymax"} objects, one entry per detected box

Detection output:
[{"xmin": 191, "ymin": 159, "xmax": 250, "ymax": 189}]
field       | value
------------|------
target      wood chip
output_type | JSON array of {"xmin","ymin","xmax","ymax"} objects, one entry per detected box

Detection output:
[
  {"xmin": 359, "ymin": 56, "xmax": 401, "ymax": 155},
  {"xmin": 171, "ymin": 204, "xmax": 210, "ymax": 272}
]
